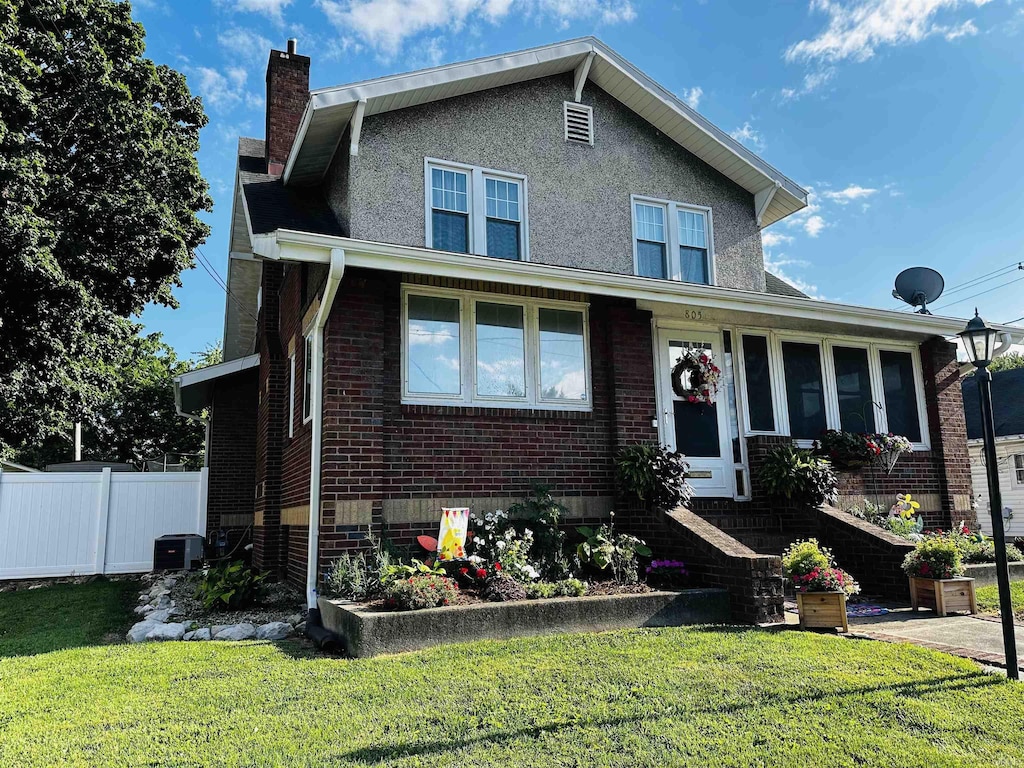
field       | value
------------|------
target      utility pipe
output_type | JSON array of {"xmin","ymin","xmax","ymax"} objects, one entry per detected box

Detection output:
[{"xmin": 306, "ymin": 248, "xmax": 346, "ymax": 609}]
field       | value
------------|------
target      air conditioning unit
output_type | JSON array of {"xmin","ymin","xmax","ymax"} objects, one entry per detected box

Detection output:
[{"xmin": 153, "ymin": 534, "xmax": 205, "ymax": 571}]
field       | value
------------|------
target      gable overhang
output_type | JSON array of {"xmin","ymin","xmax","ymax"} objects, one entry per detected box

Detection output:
[
  {"xmin": 174, "ymin": 353, "xmax": 260, "ymax": 418},
  {"xmin": 282, "ymin": 37, "xmax": 808, "ymax": 228},
  {"xmin": 251, "ymin": 228, "xmax": 1021, "ymax": 343}
]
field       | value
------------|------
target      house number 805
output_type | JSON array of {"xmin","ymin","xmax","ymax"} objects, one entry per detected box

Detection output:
[{"xmin": 683, "ymin": 309, "xmax": 704, "ymax": 321}]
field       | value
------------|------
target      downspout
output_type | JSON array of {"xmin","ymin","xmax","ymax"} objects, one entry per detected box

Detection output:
[{"xmin": 307, "ymin": 248, "xmax": 346, "ymax": 609}]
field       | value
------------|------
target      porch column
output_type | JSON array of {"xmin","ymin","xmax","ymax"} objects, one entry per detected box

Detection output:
[{"xmin": 920, "ymin": 337, "xmax": 976, "ymax": 529}]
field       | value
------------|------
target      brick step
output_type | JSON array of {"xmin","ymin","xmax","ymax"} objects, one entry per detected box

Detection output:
[
  {"xmin": 730, "ymin": 533, "xmax": 790, "ymax": 556},
  {"xmin": 696, "ymin": 515, "xmax": 782, "ymax": 534}
]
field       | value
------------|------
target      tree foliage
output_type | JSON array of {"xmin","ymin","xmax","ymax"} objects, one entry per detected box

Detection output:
[
  {"xmin": 989, "ymin": 351, "xmax": 1024, "ymax": 373},
  {"xmin": 0, "ymin": 0, "xmax": 211, "ymax": 459}
]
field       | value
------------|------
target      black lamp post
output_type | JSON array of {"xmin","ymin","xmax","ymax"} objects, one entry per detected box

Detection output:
[{"xmin": 959, "ymin": 309, "xmax": 1019, "ymax": 679}]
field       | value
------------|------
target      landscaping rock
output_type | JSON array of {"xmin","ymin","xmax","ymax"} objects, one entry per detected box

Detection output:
[
  {"xmin": 127, "ymin": 620, "xmax": 160, "ymax": 643},
  {"xmin": 153, "ymin": 595, "xmax": 172, "ymax": 610},
  {"xmin": 256, "ymin": 621, "xmax": 293, "ymax": 640},
  {"xmin": 214, "ymin": 623, "xmax": 256, "ymax": 641},
  {"xmin": 287, "ymin": 613, "xmax": 303, "ymax": 626},
  {"xmin": 212, "ymin": 624, "xmax": 231, "ymax": 637},
  {"xmin": 146, "ymin": 608, "xmax": 173, "ymax": 624},
  {"xmin": 145, "ymin": 622, "xmax": 186, "ymax": 641},
  {"xmin": 183, "ymin": 630, "xmax": 196, "ymax": 641},
  {"xmin": 295, "ymin": 622, "xmax": 306, "ymax": 635},
  {"xmin": 191, "ymin": 628, "xmax": 212, "ymax": 641},
  {"xmin": 134, "ymin": 604, "xmax": 155, "ymax": 616}
]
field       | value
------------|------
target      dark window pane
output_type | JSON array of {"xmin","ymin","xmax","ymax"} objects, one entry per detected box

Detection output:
[
  {"xmin": 832, "ymin": 346, "xmax": 876, "ymax": 432},
  {"xmin": 637, "ymin": 241, "xmax": 666, "ymax": 278},
  {"xmin": 782, "ymin": 341, "xmax": 826, "ymax": 440},
  {"xmin": 680, "ymin": 246, "xmax": 709, "ymax": 284},
  {"xmin": 880, "ymin": 350, "xmax": 922, "ymax": 442},
  {"xmin": 673, "ymin": 400, "xmax": 720, "ymax": 458},
  {"xmin": 742, "ymin": 335, "xmax": 775, "ymax": 432},
  {"xmin": 431, "ymin": 210, "xmax": 468, "ymax": 253},
  {"xmin": 486, "ymin": 218, "xmax": 520, "ymax": 260}
]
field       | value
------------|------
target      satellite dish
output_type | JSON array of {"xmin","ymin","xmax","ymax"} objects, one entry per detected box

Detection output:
[{"xmin": 893, "ymin": 267, "xmax": 945, "ymax": 315}]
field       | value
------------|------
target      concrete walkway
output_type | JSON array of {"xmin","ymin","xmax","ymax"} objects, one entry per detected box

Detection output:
[{"xmin": 785, "ymin": 600, "xmax": 1024, "ymax": 673}]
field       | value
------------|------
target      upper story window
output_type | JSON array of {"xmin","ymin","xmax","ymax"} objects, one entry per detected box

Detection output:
[
  {"xmin": 631, "ymin": 195, "xmax": 714, "ymax": 285},
  {"xmin": 737, "ymin": 332, "xmax": 929, "ymax": 450},
  {"xmin": 402, "ymin": 286, "xmax": 589, "ymax": 410},
  {"xmin": 1014, "ymin": 455, "xmax": 1024, "ymax": 486},
  {"xmin": 425, "ymin": 159, "xmax": 528, "ymax": 261}
]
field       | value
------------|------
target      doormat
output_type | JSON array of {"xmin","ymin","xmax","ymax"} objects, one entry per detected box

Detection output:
[{"xmin": 846, "ymin": 604, "xmax": 889, "ymax": 617}]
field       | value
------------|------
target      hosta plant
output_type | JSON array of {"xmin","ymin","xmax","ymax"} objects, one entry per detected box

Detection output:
[
  {"xmin": 195, "ymin": 560, "xmax": 267, "ymax": 611},
  {"xmin": 577, "ymin": 514, "xmax": 651, "ymax": 584}
]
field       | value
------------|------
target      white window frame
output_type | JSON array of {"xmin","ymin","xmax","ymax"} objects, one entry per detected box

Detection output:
[
  {"xmin": 302, "ymin": 332, "xmax": 313, "ymax": 425},
  {"xmin": 733, "ymin": 329, "xmax": 930, "ymax": 451},
  {"xmin": 1013, "ymin": 454, "xmax": 1024, "ymax": 487},
  {"xmin": 288, "ymin": 352, "xmax": 296, "ymax": 438},
  {"xmin": 424, "ymin": 158, "xmax": 530, "ymax": 262},
  {"xmin": 401, "ymin": 285, "xmax": 590, "ymax": 411},
  {"xmin": 630, "ymin": 194, "xmax": 716, "ymax": 286}
]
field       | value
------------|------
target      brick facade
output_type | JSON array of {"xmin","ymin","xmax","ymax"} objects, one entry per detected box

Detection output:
[
  {"xmin": 206, "ymin": 368, "xmax": 258, "ymax": 549},
  {"xmin": 264, "ymin": 45, "xmax": 309, "ymax": 174}
]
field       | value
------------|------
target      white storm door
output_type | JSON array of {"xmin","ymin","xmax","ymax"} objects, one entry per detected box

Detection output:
[{"xmin": 658, "ymin": 330, "xmax": 734, "ymax": 498}]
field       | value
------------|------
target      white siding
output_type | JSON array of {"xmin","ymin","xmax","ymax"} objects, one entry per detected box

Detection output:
[
  {"xmin": 0, "ymin": 469, "xmax": 208, "ymax": 579},
  {"xmin": 969, "ymin": 438, "xmax": 1024, "ymax": 538}
]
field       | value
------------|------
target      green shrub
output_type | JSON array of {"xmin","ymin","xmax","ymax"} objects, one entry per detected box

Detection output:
[
  {"xmin": 781, "ymin": 539, "xmax": 831, "ymax": 578},
  {"xmin": 508, "ymin": 485, "xmax": 571, "ymax": 579},
  {"xmin": 951, "ymin": 532, "xmax": 1024, "ymax": 564},
  {"xmin": 383, "ymin": 574, "xmax": 460, "ymax": 611},
  {"xmin": 380, "ymin": 558, "xmax": 446, "ymax": 586},
  {"xmin": 577, "ymin": 515, "xmax": 651, "ymax": 584},
  {"xmin": 195, "ymin": 560, "xmax": 266, "ymax": 611},
  {"xmin": 884, "ymin": 516, "xmax": 921, "ymax": 539},
  {"xmin": 903, "ymin": 538, "xmax": 964, "ymax": 579},
  {"xmin": 322, "ymin": 551, "xmax": 375, "ymax": 601},
  {"xmin": 524, "ymin": 578, "xmax": 587, "ymax": 599},
  {"xmin": 616, "ymin": 443, "xmax": 692, "ymax": 512},
  {"xmin": 758, "ymin": 444, "xmax": 838, "ymax": 507}
]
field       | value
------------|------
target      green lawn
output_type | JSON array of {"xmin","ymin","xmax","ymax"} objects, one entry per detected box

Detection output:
[
  {"xmin": 976, "ymin": 581, "xmax": 1024, "ymax": 621},
  {"xmin": 1, "ymin": 583, "xmax": 1024, "ymax": 767}
]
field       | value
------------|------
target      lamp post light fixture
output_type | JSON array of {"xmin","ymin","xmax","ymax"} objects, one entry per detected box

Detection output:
[{"xmin": 959, "ymin": 309, "xmax": 1019, "ymax": 679}]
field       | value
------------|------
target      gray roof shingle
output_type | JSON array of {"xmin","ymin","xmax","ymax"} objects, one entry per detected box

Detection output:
[
  {"xmin": 962, "ymin": 366, "xmax": 1024, "ymax": 439},
  {"xmin": 238, "ymin": 138, "xmax": 343, "ymax": 237},
  {"xmin": 764, "ymin": 271, "xmax": 808, "ymax": 299}
]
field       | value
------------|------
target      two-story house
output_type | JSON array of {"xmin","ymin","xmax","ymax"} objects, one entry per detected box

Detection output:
[{"xmin": 175, "ymin": 38, "xmax": 1008, "ymax": 617}]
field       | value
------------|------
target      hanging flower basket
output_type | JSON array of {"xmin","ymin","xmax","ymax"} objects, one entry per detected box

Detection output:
[{"xmin": 671, "ymin": 350, "xmax": 721, "ymax": 404}]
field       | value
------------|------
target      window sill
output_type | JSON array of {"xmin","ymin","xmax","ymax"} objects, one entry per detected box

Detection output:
[{"xmin": 400, "ymin": 402, "xmax": 593, "ymax": 420}]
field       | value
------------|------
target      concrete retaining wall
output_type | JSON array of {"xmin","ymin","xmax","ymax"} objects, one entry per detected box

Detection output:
[
  {"xmin": 965, "ymin": 561, "xmax": 1024, "ymax": 588},
  {"xmin": 319, "ymin": 589, "xmax": 731, "ymax": 658}
]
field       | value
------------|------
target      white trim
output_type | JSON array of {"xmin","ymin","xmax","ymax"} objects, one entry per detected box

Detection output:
[
  {"xmin": 754, "ymin": 182, "xmax": 781, "ymax": 228},
  {"xmin": 401, "ymin": 284, "xmax": 591, "ymax": 411},
  {"xmin": 573, "ymin": 51, "xmax": 595, "ymax": 102},
  {"xmin": 252, "ymin": 230, "xmax": 1023, "ymax": 341},
  {"xmin": 631, "ymin": 194, "xmax": 715, "ymax": 286},
  {"xmin": 349, "ymin": 99, "xmax": 366, "ymax": 157},
  {"xmin": 288, "ymin": 353, "xmax": 296, "ymax": 438},
  {"xmin": 175, "ymin": 353, "xmax": 260, "ymax": 390},
  {"xmin": 302, "ymin": 332, "xmax": 314, "ymax": 425}
]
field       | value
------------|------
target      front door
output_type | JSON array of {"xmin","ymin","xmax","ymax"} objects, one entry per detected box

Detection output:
[{"xmin": 658, "ymin": 330, "xmax": 734, "ymax": 497}]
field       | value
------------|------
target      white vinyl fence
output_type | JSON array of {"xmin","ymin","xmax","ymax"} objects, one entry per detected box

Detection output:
[{"xmin": 0, "ymin": 468, "xmax": 208, "ymax": 579}]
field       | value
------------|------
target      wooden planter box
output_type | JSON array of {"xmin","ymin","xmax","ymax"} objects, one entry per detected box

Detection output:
[
  {"xmin": 796, "ymin": 591, "xmax": 848, "ymax": 631},
  {"xmin": 909, "ymin": 576, "xmax": 976, "ymax": 617}
]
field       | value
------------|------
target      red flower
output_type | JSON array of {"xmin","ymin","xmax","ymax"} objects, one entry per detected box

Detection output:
[
  {"xmin": 475, "ymin": 568, "xmax": 487, "ymax": 578},
  {"xmin": 493, "ymin": 563, "xmax": 502, "ymax": 571},
  {"xmin": 459, "ymin": 567, "xmax": 469, "ymax": 575},
  {"xmin": 688, "ymin": 395, "xmax": 697, "ymax": 403}
]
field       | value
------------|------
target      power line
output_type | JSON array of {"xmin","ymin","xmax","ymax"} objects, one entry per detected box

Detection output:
[
  {"xmin": 932, "ymin": 275, "xmax": 1024, "ymax": 312},
  {"xmin": 193, "ymin": 247, "xmax": 258, "ymax": 323},
  {"xmin": 891, "ymin": 260, "xmax": 1023, "ymax": 311}
]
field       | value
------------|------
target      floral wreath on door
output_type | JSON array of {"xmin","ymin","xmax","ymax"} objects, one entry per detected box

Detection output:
[{"xmin": 671, "ymin": 349, "xmax": 721, "ymax": 404}]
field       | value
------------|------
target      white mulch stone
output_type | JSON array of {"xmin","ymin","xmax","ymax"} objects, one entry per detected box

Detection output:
[
  {"xmin": 256, "ymin": 621, "xmax": 293, "ymax": 640},
  {"xmin": 190, "ymin": 628, "xmax": 212, "ymax": 641},
  {"xmin": 127, "ymin": 620, "xmax": 160, "ymax": 643},
  {"xmin": 214, "ymin": 623, "xmax": 256, "ymax": 641},
  {"xmin": 145, "ymin": 622, "xmax": 186, "ymax": 641},
  {"xmin": 134, "ymin": 604, "xmax": 155, "ymax": 616}
]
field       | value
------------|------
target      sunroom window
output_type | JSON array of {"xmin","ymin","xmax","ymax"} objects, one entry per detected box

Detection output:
[
  {"xmin": 402, "ymin": 287, "xmax": 589, "ymax": 409},
  {"xmin": 832, "ymin": 346, "xmax": 876, "ymax": 432},
  {"xmin": 879, "ymin": 350, "xmax": 922, "ymax": 443},
  {"xmin": 781, "ymin": 341, "xmax": 826, "ymax": 440},
  {"xmin": 632, "ymin": 196, "xmax": 714, "ymax": 285},
  {"xmin": 425, "ymin": 160, "xmax": 527, "ymax": 261}
]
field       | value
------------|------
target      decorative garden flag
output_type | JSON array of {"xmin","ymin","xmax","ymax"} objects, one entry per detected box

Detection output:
[{"xmin": 437, "ymin": 508, "xmax": 470, "ymax": 560}]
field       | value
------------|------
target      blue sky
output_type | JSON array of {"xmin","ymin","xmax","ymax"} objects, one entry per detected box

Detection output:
[{"xmin": 132, "ymin": 0, "xmax": 1024, "ymax": 359}]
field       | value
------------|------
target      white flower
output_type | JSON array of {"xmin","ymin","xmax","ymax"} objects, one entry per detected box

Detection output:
[{"xmin": 496, "ymin": 540, "xmax": 507, "ymax": 550}]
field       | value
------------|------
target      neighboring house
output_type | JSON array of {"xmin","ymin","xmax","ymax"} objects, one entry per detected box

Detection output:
[
  {"xmin": 0, "ymin": 460, "xmax": 39, "ymax": 473},
  {"xmin": 175, "ymin": 37, "xmax": 1017, "ymax": 610},
  {"xmin": 962, "ymin": 367, "xmax": 1024, "ymax": 539}
]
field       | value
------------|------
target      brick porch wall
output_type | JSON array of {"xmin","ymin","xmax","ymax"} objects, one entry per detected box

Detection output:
[{"xmin": 206, "ymin": 369, "xmax": 258, "ymax": 548}]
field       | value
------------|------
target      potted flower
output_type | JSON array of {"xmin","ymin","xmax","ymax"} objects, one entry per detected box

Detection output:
[
  {"xmin": 782, "ymin": 539, "xmax": 860, "ymax": 631},
  {"xmin": 903, "ymin": 538, "xmax": 976, "ymax": 616}
]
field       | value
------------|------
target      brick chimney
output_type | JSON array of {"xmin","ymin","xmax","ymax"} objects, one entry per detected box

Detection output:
[{"xmin": 265, "ymin": 38, "xmax": 310, "ymax": 176}]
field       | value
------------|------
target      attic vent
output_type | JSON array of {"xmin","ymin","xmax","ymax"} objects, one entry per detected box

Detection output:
[{"xmin": 563, "ymin": 102, "xmax": 594, "ymax": 145}]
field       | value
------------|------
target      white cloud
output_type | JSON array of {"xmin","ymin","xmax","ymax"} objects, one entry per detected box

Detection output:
[
  {"xmin": 221, "ymin": 0, "xmax": 294, "ymax": 23},
  {"xmin": 729, "ymin": 121, "xmax": 764, "ymax": 151},
  {"xmin": 316, "ymin": 0, "xmax": 636, "ymax": 57},
  {"xmin": 408, "ymin": 323, "xmax": 456, "ymax": 345},
  {"xmin": 218, "ymin": 27, "xmax": 274, "ymax": 65},
  {"xmin": 785, "ymin": 0, "xmax": 990, "ymax": 65},
  {"xmin": 764, "ymin": 251, "xmax": 825, "ymax": 300},
  {"xmin": 779, "ymin": 67, "xmax": 836, "ymax": 100},
  {"xmin": 761, "ymin": 231, "xmax": 794, "ymax": 248},
  {"xmin": 406, "ymin": 36, "xmax": 447, "ymax": 68},
  {"xmin": 803, "ymin": 215, "xmax": 826, "ymax": 237},
  {"xmin": 680, "ymin": 86, "xmax": 703, "ymax": 110},
  {"xmin": 821, "ymin": 184, "xmax": 878, "ymax": 204},
  {"xmin": 191, "ymin": 66, "xmax": 263, "ymax": 111}
]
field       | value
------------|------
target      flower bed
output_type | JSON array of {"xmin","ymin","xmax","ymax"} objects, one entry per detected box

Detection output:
[{"xmin": 318, "ymin": 588, "xmax": 731, "ymax": 658}]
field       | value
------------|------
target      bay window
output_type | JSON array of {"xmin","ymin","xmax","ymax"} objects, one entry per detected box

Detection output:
[
  {"xmin": 737, "ymin": 332, "xmax": 929, "ymax": 449},
  {"xmin": 402, "ymin": 287, "xmax": 590, "ymax": 409}
]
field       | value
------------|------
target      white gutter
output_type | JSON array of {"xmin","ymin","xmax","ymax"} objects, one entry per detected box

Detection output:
[
  {"xmin": 252, "ymin": 229, "xmax": 1023, "ymax": 341},
  {"xmin": 306, "ymin": 247, "xmax": 346, "ymax": 609}
]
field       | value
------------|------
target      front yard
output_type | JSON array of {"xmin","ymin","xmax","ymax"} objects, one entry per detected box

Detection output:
[
  {"xmin": 1, "ymin": 580, "xmax": 1024, "ymax": 767},
  {"xmin": 977, "ymin": 581, "xmax": 1024, "ymax": 621}
]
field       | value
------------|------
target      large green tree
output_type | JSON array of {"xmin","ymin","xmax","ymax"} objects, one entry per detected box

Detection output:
[{"xmin": 0, "ymin": 0, "xmax": 211, "ymax": 460}]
